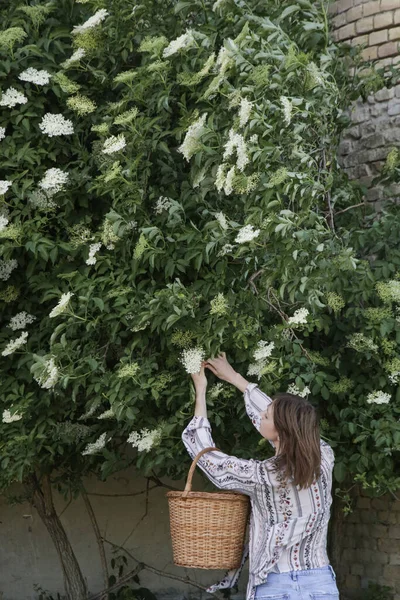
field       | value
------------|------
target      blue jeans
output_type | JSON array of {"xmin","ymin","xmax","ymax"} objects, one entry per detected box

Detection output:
[{"xmin": 254, "ymin": 565, "xmax": 340, "ymax": 600}]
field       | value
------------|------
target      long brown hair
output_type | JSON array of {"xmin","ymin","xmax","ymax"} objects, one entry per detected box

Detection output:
[{"xmin": 271, "ymin": 392, "xmax": 321, "ymax": 490}]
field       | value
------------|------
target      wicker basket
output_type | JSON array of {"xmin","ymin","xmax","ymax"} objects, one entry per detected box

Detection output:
[{"xmin": 166, "ymin": 446, "xmax": 250, "ymax": 570}]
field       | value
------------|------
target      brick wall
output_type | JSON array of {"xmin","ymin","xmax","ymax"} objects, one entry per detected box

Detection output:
[{"xmin": 328, "ymin": 2, "xmax": 400, "ymax": 599}]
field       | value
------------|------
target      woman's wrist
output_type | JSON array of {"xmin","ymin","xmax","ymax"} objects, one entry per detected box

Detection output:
[{"xmin": 230, "ymin": 372, "xmax": 250, "ymax": 393}]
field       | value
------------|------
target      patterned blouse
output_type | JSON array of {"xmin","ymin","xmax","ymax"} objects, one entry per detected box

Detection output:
[{"xmin": 181, "ymin": 382, "xmax": 335, "ymax": 600}]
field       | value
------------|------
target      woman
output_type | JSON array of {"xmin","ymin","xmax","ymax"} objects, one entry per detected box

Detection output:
[{"xmin": 181, "ymin": 352, "xmax": 339, "ymax": 600}]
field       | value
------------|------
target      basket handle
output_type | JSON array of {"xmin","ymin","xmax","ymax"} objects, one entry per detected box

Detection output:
[{"xmin": 182, "ymin": 446, "xmax": 220, "ymax": 499}]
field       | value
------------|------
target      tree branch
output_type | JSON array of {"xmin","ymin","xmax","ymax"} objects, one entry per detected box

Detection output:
[{"xmin": 82, "ymin": 486, "xmax": 109, "ymax": 600}]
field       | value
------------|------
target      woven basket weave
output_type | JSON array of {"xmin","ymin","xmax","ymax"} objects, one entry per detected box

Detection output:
[{"xmin": 166, "ymin": 446, "xmax": 250, "ymax": 570}]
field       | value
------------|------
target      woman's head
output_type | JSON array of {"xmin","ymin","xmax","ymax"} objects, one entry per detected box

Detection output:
[{"xmin": 261, "ymin": 392, "xmax": 321, "ymax": 490}]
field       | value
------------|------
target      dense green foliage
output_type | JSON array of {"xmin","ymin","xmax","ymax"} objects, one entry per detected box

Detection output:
[{"xmin": 0, "ymin": 0, "xmax": 399, "ymax": 502}]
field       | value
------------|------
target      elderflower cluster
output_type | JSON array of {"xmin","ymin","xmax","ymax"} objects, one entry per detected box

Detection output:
[
  {"xmin": 0, "ymin": 258, "xmax": 18, "ymax": 281},
  {"xmin": 223, "ymin": 129, "xmax": 249, "ymax": 171},
  {"xmin": 366, "ymin": 390, "xmax": 391, "ymax": 405},
  {"xmin": 210, "ymin": 293, "xmax": 229, "ymax": 315},
  {"xmin": 101, "ymin": 221, "xmax": 119, "ymax": 250},
  {"xmin": 326, "ymin": 292, "xmax": 345, "ymax": 313},
  {"xmin": 209, "ymin": 382, "xmax": 224, "ymax": 399},
  {"xmin": 82, "ymin": 432, "xmax": 107, "ymax": 455},
  {"xmin": 376, "ymin": 280, "xmax": 400, "ymax": 303},
  {"xmin": 329, "ymin": 377, "xmax": 354, "ymax": 394},
  {"xmin": 2, "ymin": 409, "xmax": 23, "ymax": 423},
  {"xmin": 114, "ymin": 107, "xmax": 139, "ymax": 125},
  {"xmin": 0, "ymin": 215, "xmax": 8, "ymax": 231},
  {"xmin": 218, "ymin": 243, "xmax": 235, "ymax": 256},
  {"xmin": 287, "ymin": 383, "xmax": 310, "ymax": 398},
  {"xmin": 347, "ymin": 333, "xmax": 378, "ymax": 353},
  {"xmin": 39, "ymin": 168, "xmax": 69, "ymax": 195},
  {"xmin": 39, "ymin": 113, "xmax": 74, "ymax": 137},
  {"xmin": 0, "ymin": 180, "xmax": 12, "ymax": 195},
  {"xmin": 280, "ymin": 96, "xmax": 293, "ymax": 125},
  {"xmin": 180, "ymin": 346, "xmax": 205, "ymax": 374},
  {"xmin": 389, "ymin": 371, "xmax": 400, "ymax": 384},
  {"xmin": 235, "ymin": 224, "xmax": 260, "ymax": 244},
  {"xmin": 128, "ymin": 426, "xmax": 163, "ymax": 452},
  {"xmin": 97, "ymin": 408, "xmax": 115, "ymax": 420},
  {"xmin": 0, "ymin": 127, "xmax": 5, "ymax": 140},
  {"xmin": 0, "ymin": 87, "xmax": 28, "ymax": 108},
  {"xmin": 215, "ymin": 212, "xmax": 228, "ymax": 230},
  {"xmin": 19, "ymin": 68, "xmax": 51, "ymax": 86},
  {"xmin": 102, "ymin": 134, "xmax": 126, "ymax": 154},
  {"xmin": 0, "ymin": 27, "xmax": 27, "ymax": 52},
  {"xmin": 238, "ymin": 98, "xmax": 253, "ymax": 128},
  {"xmin": 61, "ymin": 48, "xmax": 86, "ymax": 69},
  {"xmin": 8, "ymin": 311, "xmax": 36, "ymax": 330},
  {"xmin": 163, "ymin": 31, "xmax": 194, "ymax": 58},
  {"xmin": 117, "ymin": 362, "xmax": 140, "ymax": 378},
  {"xmin": 133, "ymin": 233, "xmax": 148, "ymax": 260},
  {"xmin": 287, "ymin": 308, "xmax": 309, "ymax": 326},
  {"xmin": 1, "ymin": 331, "xmax": 28, "ymax": 356},
  {"xmin": 178, "ymin": 114, "xmax": 207, "ymax": 161},
  {"xmin": 49, "ymin": 292, "xmax": 74, "ymax": 318},
  {"xmin": 215, "ymin": 164, "xmax": 235, "ymax": 195},
  {"xmin": 154, "ymin": 196, "xmax": 172, "ymax": 214},
  {"xmin": 86, "ymin": 242, "xmax": 101, "ymax": 265},
  {"xmin": 72, "ymin": 9, "xmax": 109, "ymax": 34},
  {"xmin": 67, "ymin": 94, "xmax": 96, "ymax": 116},
  {"xmin": 34, "ymin": 357, "xmax": 59, "ymax": 389},
  {"xmin": 247, "ymin": 341, "xmax": 275, "ymax": 380}
]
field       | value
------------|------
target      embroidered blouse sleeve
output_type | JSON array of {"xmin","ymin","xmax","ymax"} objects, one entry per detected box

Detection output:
[
  {"xmin": 320, "ymin": 438, "xmax": 335, "ymax": 466},
  {"xmin": 244, "ymin": 382, "xmax": 275, "ymax": 448},
  {"xmin": 182, "ymin": 415, "xmax": 260, "ymax": 497}
]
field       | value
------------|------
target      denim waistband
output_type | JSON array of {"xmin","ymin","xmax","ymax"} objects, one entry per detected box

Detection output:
[{"xmin": 266, "ymin": 565, "xmax": 336, "ymax": 581}]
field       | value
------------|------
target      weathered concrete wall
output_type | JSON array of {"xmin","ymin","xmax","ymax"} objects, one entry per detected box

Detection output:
[{"xmin": 0, "ymin": 468, "xmax": 248, "ymax": 600}]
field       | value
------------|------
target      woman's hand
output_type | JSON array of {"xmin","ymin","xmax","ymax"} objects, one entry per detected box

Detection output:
[
  {"xmin": 190, "ymin": 363, "xmax": 208, "ymax": 391},
  {"xmin": 204, "ymin": 351, "xmax": 238, "ymax": 384}
]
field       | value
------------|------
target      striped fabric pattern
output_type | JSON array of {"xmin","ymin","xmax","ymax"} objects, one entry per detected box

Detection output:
[{"xmin": 181, "ymin": 382, "xmax": 334, "ymax": 600}]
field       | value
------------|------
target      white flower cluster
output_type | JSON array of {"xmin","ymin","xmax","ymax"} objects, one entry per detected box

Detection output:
[
  {"xmin": 218, "ymin": 243, "xmax": 235, "ymax": 256},
  {"xmin": 34, "ymin": 357, "xmax": 59, "ymax": 389},
  {"xmin": 247, "ymin": 341, "xmax": 275, "ymax": 380},
  {"xmin": 389, "ymin": 371, "xmax": 400, "ymax": 384},
  {"xmin": 0, "ymin": 87, "xmax": 28, "ymax": 108},
  {"xmin": 180, "ymin": 346, "xmax": 205, "ymax": 374},
  {"xmin": 163, "ymin": 31, "xmax": 194, "ymax": 58},
  {"xmin": 0, "ymin": 180, "xmax": 12, "ymax": 195},
  {"xmin": 19, "ymin": 68, "xmax": 51, "ymax": 86},
  {"xmin": 280, "ymin": 96, "xmax": 293, "ymax": 125},
  {"xmin": 0, "ymin": 127, "xmax": 6, "ymax": 140},
  {"xmin": 154, "ymin": 196, "xmax": 172, "ymax": 214},
  {"xmin": 238, "ymin": 98, "xmax": 253, "ymax": 128},
  {"xmin": 215, "ymin": 212, "xmax": 228, "ymax": 230},
  {"xmin": 287, "ymin": 308, "xmax": 309, "ymax": 326},
  {"xmin": 0, "ymin": 215, "xmax": 8, "ymax": 231},
  {"xmin": 0, "ymin": 258, "xmax": 18, "ymax": 281},
  {"xmin": 49, "ymin": 292, "xmax": 74, "ymax": 318},
  {"xmin": 86, "ymin": 242, "xmax": 101, "ymax": 265},
  {"xmin": 178, "ymin": 114, "xmax": 207, "ymax": 162},
  {"xmin": 366, "ymin": 390, "xmax": 391, "ymax": 405},
  {"xmin": 39, "ymin": 113, "xmax": 74, "ymax": 137},
  {"xmin": 216, "ymin": 47, "xmax": 232, "ymax": 75},
  {"xmin": 235, "ymin": 224, "xmax": 260, "ymax": 244},
  {"xmin": 223, "ymin": 129, "xmax": 249, "ymax": 171},
  {"xmin": 2, "ymin": 409, "xmax": 23, "ymax": 423},
  {"xmin": 72, "ymin": 9, "xmax": 109, "ymax": 34},
  {"xmin": 212, "ymin": 0, "xmax": 226, "ymax": 10},
  {"xmin": 102, "ymin": 134, "xmax": 126, "ymax": 154},
  {"xmin": 209, "ymin": 382, "xmax": 224, "ymax": 399},
  {"xmin": 1, "ymin": 331, "xmax": 28, "ymax": 356},
  {"xmin": 82, "ymin": 432, "xmax": 107, "ymax": 455},
  {"xmin": 8, "ymin": 311, "xmax": 36, "ymax": 330},
  {"xmin": 97, "ymin": 409, "xmax": 115, "ymax": 420},
  {"xmin": 128, "ymin": 426, "xmax": 163, "ymax": 452},
  {"xmin": 61, "ymin": 48, "xmax": 86, "ymax": 69},
  {"xmin": 39, "ymin": 168, "xmax": 69, "ymax": 194},
  {"xmin": 287, "ymin": 384, "xmax": 310, "ymax": 398},
  {"xmin": 215, "ymin": 164, "xmax": 235, "ymax": 195}
]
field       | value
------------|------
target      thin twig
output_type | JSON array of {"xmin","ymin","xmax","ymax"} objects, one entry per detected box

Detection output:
[
  {"xmin": 334, "ymin": 202, "xmax": 366, "ymax": 216},
  {"xmin": 87, "ymin": 485, "xmax": 159, "ymax": 498},
  {"xmin": 82, "ymin": 486, "xmax": 109, "ymax": 600},
  {"xmin": 120, "ymin": 479, "xmax": 150, "ymax": 548}
]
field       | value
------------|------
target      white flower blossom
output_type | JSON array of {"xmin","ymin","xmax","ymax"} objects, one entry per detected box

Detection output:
[
  {"xmin": 212, "ymin": 0, "xmax": 226, "ymax": 10},
  {"xmin": 238, "ymin": 98, "xmax": 253, "ymax": 128},
  {"xmin": 86, "ymin": 242, "xmax": 101, "ymax": 265},
  {"xmin": 82, "ymin": 432, "xmax": 107, "ymax": 455},
  {"xmin": 49, "ymin": 292, "xmax": 74, "ymax": 318},
  {"xmin": 0, "ymin": 127, "xmax": 5, "ymax": 140},
  {"xmin": 163, "ymin": 31, "xmax": 194, "ymax": 58},
  {"xmin": 97, "ymin": 409, "xmax": 115, "ymax": 420},
  {"xmin": 388, "ymin": 371, "xmax": 400, "ymax": 384},
  {"xmin": 39, "ymin": 113, "xmax": 74, "ymax": 137},
  {"xmin": 0, "ymin": 215, "xmax": 9, "ymax": 231},
  {"xmin": 154, "ymin": 196, "xmax": 172, "ymax": 214},
  {"xmin": 366, "ymin": 390, "xmax": 391, "ymax": 405},
  {"xmin": 215, "ymin": 164, "xmax": 227, "ymax": 192},
  {"xmin": 224, "ymin": 166, "xmax": 235, "ymax": 195},
  {"xmin": 287, "ymin": 384, "xmax": 310, "ymax": 398},
  {"xmin": 223, "ymin": 129, "xmax": 249, "ymax": 171},
  {"xmin": 280, "ymin": 96, "xmax": 293, "ymax": 126},
  {"xmin": 128, "ymin": 426, "xmax": 163, "ymax": 452},
  {"xmin": 0, "ymin": 258, "xmax": 18, "ymax": 281},
  {"xmin": 1, "ymin": 331, "xmax": 28, "ymax": 356},
  {"xmin": 247, "ymin": 361, "xmax": 268, "ymax": 380},
  {"xmin": 61, "ymin": 48, "xmax": 86, "ymax": 69},
  {"xmin": 72, "ymin": 9, "xmax": 109, "ymax": 34},
  {"xmin": 216, "ymin": 46, "xmax": 232, "ymax": 75},
  {"xmin": 0, "ymin": 87, "xmax": 28, "ymax": 108},
  {"xmin": 287, "ymin": 308, "xmax": 309, "ymax": 326},
  {"xmin": 0, "ymin": 180, "xmax": 12, "ymax": 195},
  {"xmin": 34, "ymin": 357, "xmax": 59, "ymax": 389},
  {"xmin": 19, "ymin": 67, "xmax": 51, "ymax": 86},
  {"xmin": 215, "ymin": 212, "xmax": 228, "ymax": 230},
  {"xmin": 39, "ymin": 168, "xmax": 69, "ymax": 195},
  {"xmin": 102, "ymin": 134, "xmax": 126, "ymax": 155},
  {"xmin": 218, "ymin": 243, "xmax": 235, "ymax": 256},
  {"xmin": 235, "ymin": 224, "xmax": 260, "ymax": 244},
  {"xmin": 253, "ymin": 341, "xmax": 275, "ymax": 362},
  {"xmin": 178, "ymin": 114, "xmax": 207, "ymax": 161},
  {"xmin": 180, "ymin": 346, "xmax": 205, "ymax": 374},
  {"xmin": 2, "ymin": 409, "xmax": 23, "ymax": 423},
  {"xmin": 8, "ymin": 311, "xmax": 36, "ymax": 331}
]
